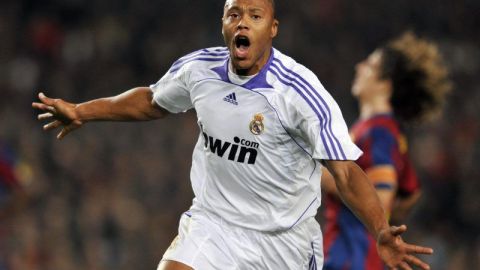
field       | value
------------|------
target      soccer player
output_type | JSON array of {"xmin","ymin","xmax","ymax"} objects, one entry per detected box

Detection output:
[
  {"xmin": 32, "ymin": 1, "xmax": 434, "ymax": 269},
  {"xmin": 322, "ymin": 32, "xmax": 452, "ymax": 270}
]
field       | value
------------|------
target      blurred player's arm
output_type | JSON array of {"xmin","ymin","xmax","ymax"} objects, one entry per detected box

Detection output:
[
  {"xmin": 323, "ymin": 160, "xmax": 432, "ymax": 270},
  {"xmin": 321, "ymin": 165, "xmax": 397, "ymax": 215},
  {"xmin": 390, "ymin": 190, "xmax": 421, "ymax": 224},
  {"xmin": 391, "ymin": 158, "xmax": 422, "ymax": 224},
  {"xmin": 32, "ymin": 87, "xmax": 169, "ymax": 139}
]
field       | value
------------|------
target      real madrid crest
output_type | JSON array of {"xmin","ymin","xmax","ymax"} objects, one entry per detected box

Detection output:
[{"xmin": 249, "ymin": 113, "xmax": 265, "ymax": 135}]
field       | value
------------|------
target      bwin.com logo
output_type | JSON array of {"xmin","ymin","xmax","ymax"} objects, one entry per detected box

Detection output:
[{"xmin": 202, "ymin": 132, "xmax": 259, "ymax": 164}]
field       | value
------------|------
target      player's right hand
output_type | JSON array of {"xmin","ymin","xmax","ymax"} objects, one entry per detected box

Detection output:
[
  {"xmin": 377, "ymin": 225, "xmax": 433, "ymax": 270},
  {"xmin": 32, "ymin": 92, "xmax": 83, "ymax": 139}
]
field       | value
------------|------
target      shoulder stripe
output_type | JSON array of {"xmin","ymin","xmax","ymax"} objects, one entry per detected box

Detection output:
[
  {"xmin": 169, "ymin": 55, "xmax": 229, "ymax": 74},
  {"xmin": 269, "ymin": 66, "xmax": 334, "ymax": 159},
  {"xmin": 170, "ymin": 50, "xmax": 229, "ymax": 72},
  {"xmin": 275, "ymin": 59, "xmax": 346, "ymax": 159},
  {"xmin": 174, "ymin": 49, "xmax": 228, "ymax": 66},
  {"xmin": 271, "ymin": 58, "xmax": 347, "ymax": 160},
  {"xmin": 272, "ymin": 59, "xmax": 346, "ymax": 160},
  {"xmin": 174, "ymin": 47, "xmax": 228, "ymax": 63}
]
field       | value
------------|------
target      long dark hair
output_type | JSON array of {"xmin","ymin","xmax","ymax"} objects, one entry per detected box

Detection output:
[{"xmin": 379, "ymin": 32, "xmax": 452, "ymax": 123}]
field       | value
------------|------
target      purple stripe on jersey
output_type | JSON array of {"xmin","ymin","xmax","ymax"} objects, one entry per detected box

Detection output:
[
  {"xmin": 288, "ymin": 197, "xmax": 317, "ymax": 229},
  {"xmin": 170, "ymin": 56, "xmax": 229, "ymax": 73},
  {"xmin": 170, "ymin": 49, "xmax": 217, "ymax": 67},
  {"xmin": 374, "ymin": 183, "xmax": 395, "ymax": 190},
  {"xmin": 211, "ymin": 47, "xmax": 228, "ymax": 52},
  {"xmin": 269, "ymin": 64, "xmax": 335, "ymax": 159},
  {"xmin": 171, "ymin": 51, "xmax": 229, "ymax": 69},
  {"xmin": 272, "ymin": 59, "xmax": 345, "ymax": 160},
  {"xmin": 269, "ymin": 67, "xmax": 333, "ymax": 159},
  {"xmin": 272, "ymin": 58, "xmax": 347, "ymax": 160},
  {"xmin": 309, "ymin": 242, "xmax": 317, "ymax": 270},
  {"xmin": 309, "ymin": 255, "xmax": 315, "ymax": 270},
  {"xmin": 170, "ymin": 50, "xmax": 229, "ymax": 72},
  {"xmin": 242, "ymin": 48, "xmax": 274, "ymax": 89},
  {"xmin": 311, "ymin": 242, "xmax": 317, "ymax": 270},
  {"xmin": 211, "ymin": 59, "xmax": 231, "ymax": 83},
  {"xmin": 210, "ymin": 48, "xmax": 274, "ymax": 89},
  {"xmin": 174, "ymin": 48, "xmax": 228, "ymax": 64},
  {"xmin": 244, "ymin": 83, "xmax": 315, "ymax": 159}
]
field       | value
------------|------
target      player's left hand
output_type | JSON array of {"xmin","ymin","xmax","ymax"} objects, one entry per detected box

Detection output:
[{"xmin": 377, "ymin": 225, "xmax": 433, "ymax": 270}]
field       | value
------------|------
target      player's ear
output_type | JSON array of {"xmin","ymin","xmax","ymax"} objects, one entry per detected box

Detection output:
[
  {"xmin": 271, "ymin": 19, "xmax": 279, "ymax": 38},
  {"xmin": 221, "ymin": 17, "xmax": 225, "ymax": 37}
]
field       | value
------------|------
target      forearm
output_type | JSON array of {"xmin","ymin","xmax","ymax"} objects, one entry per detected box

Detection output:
[
  {"xmin": 321, "ymin": 168, "xmax": 339, "ymax": 197},
  {"xmin": 325, "ymin": 160, "xmax": 389, "ymax": 239},
  {"xmin": 75, "ymin": 87, "xmax": 167, "ymax": 122}
]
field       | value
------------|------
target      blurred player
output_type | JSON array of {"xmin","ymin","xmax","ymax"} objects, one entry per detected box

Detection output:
[
  {"xmin": 33, "ymin": 1, "xmax": 434, "ymax": 269},
  {"xmin": 0, "ymin": 142, "xmax": 26, "ymax": 269},
  {"xmin": 322, "ymin": 32, "xmax": 452, "ymax": 270}
]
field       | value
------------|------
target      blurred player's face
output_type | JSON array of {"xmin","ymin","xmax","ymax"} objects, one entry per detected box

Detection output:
[
  {"xmin": 222, "ymin": 0, "xmax": 278, "ymax": 75},
  {"xmin": 351, "ymin": 50, "xmax": 391, "ymax": 101}
]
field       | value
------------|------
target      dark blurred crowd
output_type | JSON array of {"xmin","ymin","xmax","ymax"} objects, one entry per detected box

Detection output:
[{"xmin": 0, "ymin": 0, "xmax": 479, "ymax": 269}]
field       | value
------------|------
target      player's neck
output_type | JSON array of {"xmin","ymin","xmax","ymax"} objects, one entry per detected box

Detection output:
[
  {"xmin": 359, "ymin": 99, "xmax": 392, "ymax": 120},
  {"xmin": 231, "ymin": 47, "xmax": 272, "ymax": 76}
]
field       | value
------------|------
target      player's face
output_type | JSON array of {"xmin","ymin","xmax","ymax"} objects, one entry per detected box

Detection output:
[
  {"xmin": 222, "ymin": 0, "xmax": 278, "ymax": 76},
  {"xmin": 351, "ymin": 50, "xmax": 391, "ymax": 100}
]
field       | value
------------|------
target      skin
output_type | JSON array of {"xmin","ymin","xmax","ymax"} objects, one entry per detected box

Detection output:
[
  {"xmin": 32, "ymin": 1, "xmax": 433, "ymax": 269},
  {"xmin": 322, "ymin": 50, "xmax": 428, "ymax": 269},
  {"xmin": 323, "ymin": 50, "xmax": 397, "ymax": 211},
  {"xmin": 222, "ymin": 0, "xmax": 278, "ymax": 76},
  {"xmin": 352, "ymin": 50, "xmax": 393, "ymax": 119},
  {"xmin": 353, "ymin": 51, "xmax": 398, "ymax": 209}
]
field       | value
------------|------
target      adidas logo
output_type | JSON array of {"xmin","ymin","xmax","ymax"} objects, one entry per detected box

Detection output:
[{"xmin": 223, "ymin": 92, "xmax": 238, "ymax": 105}]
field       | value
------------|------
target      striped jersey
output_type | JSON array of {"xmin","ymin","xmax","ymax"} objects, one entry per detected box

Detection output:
[
  {"xmin": 151, "ymin": 47, "xmax": 362, "ymax": 232},
  {"xmin": 324, "ymin": 114, "xmax": 419, "ymax": 270}
]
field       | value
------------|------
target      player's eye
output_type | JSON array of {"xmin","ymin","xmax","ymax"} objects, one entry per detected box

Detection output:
[
  {"xmin": 252, "ymin": 15, "xmax": 261, "ymax": 20},
  {"xmin": 229, "ymin": 13, "xmax": 240, "ymax": 19}
]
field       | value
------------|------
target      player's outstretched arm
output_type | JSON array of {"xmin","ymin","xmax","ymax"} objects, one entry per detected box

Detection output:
[
  {"xmin": 323, "ymin": 160, "xmax": 433, "ymax": 270},
  {"xmin": 32, "ymin": 87, "xmax": 169, "ymax": 139}
]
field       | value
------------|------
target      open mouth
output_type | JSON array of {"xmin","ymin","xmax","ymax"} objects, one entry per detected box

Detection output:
[{"xmin": 234, "ymin": 35, "xmax": 250, "ymax": 59}]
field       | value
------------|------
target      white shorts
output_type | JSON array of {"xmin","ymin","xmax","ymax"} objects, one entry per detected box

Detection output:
[{"xmin": 159, "ymin": 209, "xmax": 323, "ymax": 270}]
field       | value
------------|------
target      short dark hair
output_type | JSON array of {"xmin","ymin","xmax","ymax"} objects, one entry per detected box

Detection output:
[
  {"xmin": 224, "ymin": 0, "xmax": 276, "ymax": 16},
  {"xmin": 380, "ymin": 32, "xmax": 452, "ymax": 123}
]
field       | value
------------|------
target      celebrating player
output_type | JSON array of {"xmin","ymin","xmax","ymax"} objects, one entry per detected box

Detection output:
[
  {"xmin": 33, "ymin": 1, "xmax": 434, "ymax": 269},
  {"xmin": 322, "ymin": 32, "xmax": 452, "ymax": 270}
]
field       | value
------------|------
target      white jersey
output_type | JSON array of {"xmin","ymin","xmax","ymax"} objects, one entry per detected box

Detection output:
[{"xmin": 151, "ymin": 47, "xmax": 362, "ymax": 232}]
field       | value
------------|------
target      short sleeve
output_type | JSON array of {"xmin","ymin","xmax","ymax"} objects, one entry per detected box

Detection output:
[
  {"xmin": 369, "ymin": 127, "xmax": 397, "ymax": 166},
  {"xmin": 291, "ymin": 78, "xmax": 362, "ymax": 161},
  {"xmin": 150, "ymin": 64, "xmax": 193, "ymax": 114}
]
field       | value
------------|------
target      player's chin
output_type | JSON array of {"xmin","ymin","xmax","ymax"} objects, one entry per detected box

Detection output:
[
  {"xmin": 351, "ymin": 84, "xmax": 362, "ymax": 97},
  {"xmin": 231, "ymin": 58, "xmax": 253, "ymax": 70}
]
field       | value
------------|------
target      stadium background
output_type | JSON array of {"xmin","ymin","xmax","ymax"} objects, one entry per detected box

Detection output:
[{"xmin": 1, "ymin": 0, "xmax": 479, "ymax": 269}]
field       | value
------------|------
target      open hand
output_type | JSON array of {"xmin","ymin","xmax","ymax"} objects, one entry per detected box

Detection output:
[
  {"xmin": 32, "ymin": 92, "xmax": 83, "ymax": 139},
  {"xmin": 377, "ymin": 225, "xmax": 433, "ymax": 270}
]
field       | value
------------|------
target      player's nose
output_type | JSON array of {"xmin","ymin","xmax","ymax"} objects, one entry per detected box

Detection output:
[
  {"xmin": 236, "ymin": 18, "xmax": 249, "ymax": 31},
  {"xmin": 355, "ymin": 60, "xmax": 366, "ymax": 72}
]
